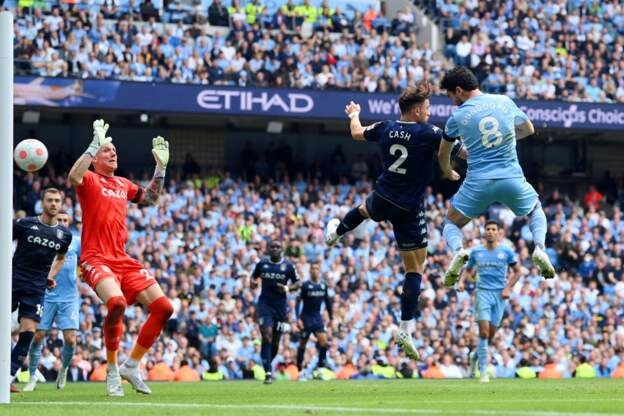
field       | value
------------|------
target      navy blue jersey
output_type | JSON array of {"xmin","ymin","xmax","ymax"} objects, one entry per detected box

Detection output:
[
  {"xmin": 298, "ymin": 281, "xmax": 332, "ymax": 320},
  {"xmin": 364, "ymin": 120, "xmax": 443, "ymax": 211},
  {"xmin": 252, "ymin": 257, "xmax": 298, "ymax": 306},
  {"xmin": 13, "ymin": 217, "xmax": 72, "ymax": 293}
]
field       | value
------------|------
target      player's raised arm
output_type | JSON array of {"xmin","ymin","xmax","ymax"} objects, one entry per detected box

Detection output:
[
  {"xmin": 136, "ymin": 136, "xmax": 169, "ymax": 206},
  {"xmin": 515, "ymin": 119, "xmax": 535, "ymax": 140},
  {"xmin": 69, "ymin": 119, "xmax": 112, "ymax": 186},
  {"xmin": 345, "ymin": 101, "xmax": 366, "ymax": 140}
]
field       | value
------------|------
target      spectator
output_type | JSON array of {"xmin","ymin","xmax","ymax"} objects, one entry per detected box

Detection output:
[{"xmin": 208, "ymin": 0, "xmax": 229, "ymax": 27}]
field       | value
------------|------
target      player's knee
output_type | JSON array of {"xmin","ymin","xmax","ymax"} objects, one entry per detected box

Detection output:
[
  {"xmin": 358, "ymin": 204, "xmax": 369, "ymax": 218},
  {"xmin": 34, "ymin": 331, "xmax": 46, "ymax": 343},
  {"xmin": 149, "ymin": 296, "xmax": 174, "ymax": 320},
  {"xmin": 106, "ymin": 296, "xmax": 127, "ymax": 321}
]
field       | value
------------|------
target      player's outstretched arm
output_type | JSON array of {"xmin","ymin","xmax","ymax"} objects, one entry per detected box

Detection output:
[
  {"xmin": 345, "ymin": 101, "xmax": 366, "ymax": 140},
  {"xmin": 502, "ymin": 263, "xmax": 523, "ymax": 299},
  {"xmin": 46, "ymin": 252, "xmax": 66, "ymax": 289},
  {"xmin": 138, "ymin": 136, "xmax": 169, "ymax": 206},
  {"xmin": 69, "ymin": 119, "xmax": 112, "ymax": 186}
]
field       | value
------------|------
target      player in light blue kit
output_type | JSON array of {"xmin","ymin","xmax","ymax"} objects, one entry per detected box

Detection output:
[
  {"xmin": 456, "ymin": 220, "xmax": 521, "ymax": 383},
  {"xmin": 438, "ymin": 67, "xmax": 554, "ymax": 285},
  {"xmin": 24, "ymin": 211, "xmax": 80, "ymax": 391}
]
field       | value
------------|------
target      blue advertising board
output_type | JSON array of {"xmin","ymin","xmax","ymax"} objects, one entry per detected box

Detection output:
[{"xmin": 14, "ymin": 77, "xmax": 624, "ymax": 131}]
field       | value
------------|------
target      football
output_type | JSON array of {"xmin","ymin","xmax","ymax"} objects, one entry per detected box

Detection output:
[{"xmin": 14, "ymin": 138, "xmax": 48, "ymax": 172}]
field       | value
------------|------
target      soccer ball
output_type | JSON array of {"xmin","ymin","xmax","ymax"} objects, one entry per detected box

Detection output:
[{"xmin": 14, "ymin": 138, "xmax": 48, "ymax": 172}]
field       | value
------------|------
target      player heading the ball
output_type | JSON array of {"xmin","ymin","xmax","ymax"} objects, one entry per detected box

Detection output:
[
  {"xmin": 68, "ymin": 119, "xmax": 173, "ymax": 397},
  {"xmin": 438, "ymin": 67, "xmax": 555, "ymax": 286}
]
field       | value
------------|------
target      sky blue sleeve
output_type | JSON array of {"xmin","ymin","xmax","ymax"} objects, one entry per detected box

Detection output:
[
  {"xmin": 443, "ymin": 115, "xmax": 460, "ymax": 141},
  {"xmin": 506, "ymin": 96, "xmax": 529, "ymax": 125}
]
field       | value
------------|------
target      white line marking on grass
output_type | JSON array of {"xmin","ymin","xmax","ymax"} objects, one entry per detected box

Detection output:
[{"xmin": 9, "ymin": 401, "xmax": 623, "ymax": 416}]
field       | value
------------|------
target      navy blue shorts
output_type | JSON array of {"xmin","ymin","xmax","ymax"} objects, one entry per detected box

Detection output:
[
  {"xmin": 12, "ymin": 289, "xmax": 45, "ymax": 323},
  {"xmin": 365, "ymin": 192, "xmax": 428, "ymax": 251},
  {"xmin": 301, "ymin": 315, "xmax": 325, "ymax": 338},
  {"xmin": 256, "ymin": 302, "xmax": 287, "ymax": 330}
]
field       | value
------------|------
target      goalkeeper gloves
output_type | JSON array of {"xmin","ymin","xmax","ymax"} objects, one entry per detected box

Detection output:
[
  {"xmin": 86, "ymin": 119, "xmax": 112, "ymax": 157},
  {"xmin": 152, "ymin": 136, "xmax": 169, "ymax": 177}
]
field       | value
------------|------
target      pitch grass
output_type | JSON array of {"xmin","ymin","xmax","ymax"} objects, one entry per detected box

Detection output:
[{"xmin": 4, "ymin": 379, "xmax": 624, "ymax": 416}]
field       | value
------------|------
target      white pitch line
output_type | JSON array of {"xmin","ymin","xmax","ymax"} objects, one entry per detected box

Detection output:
[{"xmin": 8, "ymin": 401, "xmax": 623, "ymax": 416}]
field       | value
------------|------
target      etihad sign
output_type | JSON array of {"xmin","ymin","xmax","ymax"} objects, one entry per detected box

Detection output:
[{"xmin": 197, "ymin": 89, "xmax": 314, "ymax": 113}]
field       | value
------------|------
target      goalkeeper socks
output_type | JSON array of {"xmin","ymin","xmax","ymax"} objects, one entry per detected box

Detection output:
[
  {"xmin": 61, "ymin": 343, "xmax": 75, "ymax": 369},
  {"xmin": 400, "ymin": 272, "xmax": 422, "ymax": 321},
  {"xmin": 28, "ymin": 339, "xmax": 43, "ymax": 376},
  {"xmin": 296, "ymin": 346, "xmax": 305, "ymax": 371},
  {"xmin": 104, "ymin": 296, "xmax": 127, "ymax": 364},
  {"xmin": 11, "ymin": 331, "xmax": 34, "ymax": 377},
  {"xmin": 443, "ymin": 220, "xmax": 464, "ymax": 252},
  {"xmin": 136, "ymin": 296, "xmax": 174, "ymax": 352},
  {"xmin": 261, "ymin": 339, "xmax": 272, "ymax": 373},
  {"xmin": 318, "ymin": 344, "xmax": 328, "ymax": 368},
  {"xmin": 336, "ymin": 207, "xmax": 366, "ymax": 236},
  {"xmin": 529, "ymin": 204, "xmax": 547, "ymax": 249},
  {"xmin": 478, "ymin": 337, "xmax": 488, "ymax": 375}
]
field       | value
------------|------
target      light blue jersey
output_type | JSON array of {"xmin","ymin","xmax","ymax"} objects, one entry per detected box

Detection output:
[
  {"xmin": 45, "ymin": 235, "xmax": 80, "ymax": 303},
  {"xmin": 466, "ymin": 244, "xmax": 517, "ymax": 291},
  {"xmin": 444, "ymin": 94, "xmax": 529, "ymax": 180}
]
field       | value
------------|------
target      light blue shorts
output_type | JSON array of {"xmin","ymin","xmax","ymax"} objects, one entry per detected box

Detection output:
[
  {"xmin": 451, "ymin": 177, "xmax": 538, "ymax": 219},
  {"xmin": 475, "ymin": 289, "xmax": 505, "ymax": 326},
  {"xmin": 38, "ymin": 300, "xmax": 79, "ymax": 331}
]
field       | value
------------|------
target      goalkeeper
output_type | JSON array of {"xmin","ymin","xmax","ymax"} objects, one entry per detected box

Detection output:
[{"xmin": 68, "ymin": 120, "xmax": 174, "ymax": 397}]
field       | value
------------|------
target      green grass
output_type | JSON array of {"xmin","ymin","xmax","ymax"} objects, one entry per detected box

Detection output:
[{"xmin": 4, "ymin": 379, "xmax": 624, "ymax": 416}]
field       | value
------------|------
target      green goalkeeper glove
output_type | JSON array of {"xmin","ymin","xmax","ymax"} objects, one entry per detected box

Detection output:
[
  {"xmin": 86, "ymin": 119, "xmax": 112, "ymax": 157},
  {"xmin": 152, "ymin": 136, "xmax": 169, "ymax": 176}
]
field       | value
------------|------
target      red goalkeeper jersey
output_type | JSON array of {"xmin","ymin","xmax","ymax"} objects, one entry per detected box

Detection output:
[{"xmin": 75, "ymin": 170, "xmax": 141, "ymax": 261}]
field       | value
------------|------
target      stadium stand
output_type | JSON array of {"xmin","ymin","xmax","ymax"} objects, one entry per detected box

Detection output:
[
  {"xmin": 4, "ymin": 0, "xmax": 624, "ymax": 101},
  {"xmin": 420, "ymin": 0, "xmax": 624, "ymax": 102},
  {"xmin": 12, "ymin": 148, "xmax": 624, "ymax": 380}
]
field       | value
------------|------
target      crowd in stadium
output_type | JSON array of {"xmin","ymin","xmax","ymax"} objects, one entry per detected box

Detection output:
[
  {"xmin": 11, "ymin": 148, "xmax": 624, "ymax": 382},
  {"xmin": 4, "ymin": 0, "xmax": 624, "ymax": 102}
]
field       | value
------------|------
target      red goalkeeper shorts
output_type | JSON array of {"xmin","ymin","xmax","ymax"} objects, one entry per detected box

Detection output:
[{"xmin": 80, "ymin": 255, "xmax": 157, "ymax": 305}]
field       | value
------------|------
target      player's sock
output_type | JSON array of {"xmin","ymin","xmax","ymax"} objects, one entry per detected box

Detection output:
[
  {"xmin": 28, "ymin": 339, "xmax": 43, "ymax": 376},
  {"xmin": 271, "ymin": 332, "xmax": 282, "ymax": 361},
  {"xmin": 104, "ymin": 296, "xmax": 127, "ymax": 366},
  {"xmin": 443, "ymin": 220, "xmax": 464, "ymax": 252},
  {"xmin": 477, "ymin": 337, "xmax": 488, "ymax": 375},
  {"xmin": 400, "ymin": 272, "xmax": 422, "ymax": 322},
  {"xmin": 317, "ymin": 344, "xmax": 328, "ymax": 368},
  {"xmin": 336, "ymin": 207, "xmax": 366, "ymax": 236},
  {"xmin": 261, "ymin": 339, "xmax": 272, "ymax": 373},
  {"xmin": 11, "ymin": 331, "xmax": 34, "ymax": 377},
  {"xmin": 135, "ymin": 296, "xmax": 174, "ymax": 359},
  {"xmin": 529, "ymin": 204, "xmax": 547, "ymax": 249},
  {"xmin": 296, "ymin": 346, "xmax": 305, "ymax": 371},
  {"xmin": 399, "ymin": 319, "xmax": 415, "ymax": 334},
  {"xmin": 61, "ymin": 343, "xmax": 75, "ymax": 369}
]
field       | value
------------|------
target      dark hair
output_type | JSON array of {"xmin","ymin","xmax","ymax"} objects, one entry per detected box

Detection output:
[
  {"xmin": 41, "ymin": 187, "xmax": 61, "ymax": 200},
  {"xmin": 440, "ymin": 66, "xmax": 479, "ymax": 92},
  {"xmin": 484, "ymin": 219, "xmax": 501, "ymax": 229},
  {"xmin": 398, "ymin": 80, "xmax": 432, "ymax": 114}
]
